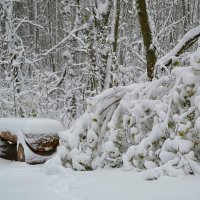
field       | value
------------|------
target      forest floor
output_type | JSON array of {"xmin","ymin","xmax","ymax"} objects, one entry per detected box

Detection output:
[{"xmin": 0, "ymin": 158, "xmax": 200, "ymax": 200}]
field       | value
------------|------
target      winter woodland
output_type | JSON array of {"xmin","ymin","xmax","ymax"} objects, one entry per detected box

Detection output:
[{"xmin": 1, "ymin": 0, "xmax": 200, "ymax": 179}]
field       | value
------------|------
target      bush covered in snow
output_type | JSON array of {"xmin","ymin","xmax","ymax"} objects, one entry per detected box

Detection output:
[{"xmin": 49, "ymin": 44, "xmax": 200, "ymax": 179}]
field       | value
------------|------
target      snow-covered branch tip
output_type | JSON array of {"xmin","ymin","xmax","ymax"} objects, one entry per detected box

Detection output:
[{"xmin": 157, "ymin": 25, "xmax": 200, "ymax": 66}]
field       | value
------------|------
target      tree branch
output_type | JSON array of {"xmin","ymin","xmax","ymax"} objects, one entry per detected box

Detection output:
[{"xmin": 158, "ymin": 25, "xmax": 200, "ymax": 66}]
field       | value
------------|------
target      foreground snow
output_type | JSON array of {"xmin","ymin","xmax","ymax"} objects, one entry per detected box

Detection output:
[{"xmin": 0, "ymin": 158, "xmax": 200, "ymax": 200}]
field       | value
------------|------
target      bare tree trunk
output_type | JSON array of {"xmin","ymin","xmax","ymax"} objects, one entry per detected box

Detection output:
[
  {"xmin": 113, "ymin": 0, "xmax": 120, "ymax": 53},
  {"xmin": 136, "ymin": 0, "xmax": 157, "ymax": 80},
  {"xmin": 93, "ymin": 0, "xmax": 111, "ymax": 91},
  {"xmin": 182, "ymin": 0, "xmax": 187, "ymax": 33},
  {"xmin": 104, "ymin": 0, "xmax": 120, "ymax": 89}
]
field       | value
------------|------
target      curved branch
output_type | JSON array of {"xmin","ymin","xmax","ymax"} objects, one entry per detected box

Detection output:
[{"xmin": 158, "ymin": 25, "xmax": 200, "ymax": 66}]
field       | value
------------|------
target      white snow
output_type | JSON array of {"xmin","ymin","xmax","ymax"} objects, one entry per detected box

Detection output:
[
  {"xmin": 181, "ymin": 72, "xmax": 196, "ymax": 85},
  {"xmin": 191, "ymin": 40, "xmax": 200, "ymax": 70},
  {"xmin": 144, "ymin": 160, "xmax": 157, "ymax": 169},
  {"xmin": 195, "ymin": 117, "xmax": 200, "ymax": 130},
  {"xmin": 0, "ymin": 158, "xmax": 200, "ymax": 200},
  {"xmin": 159, "ymin": 151, "xmax": 175, "ymax": 164},
  {"xmin": 97, "ymin": 0, "xmax": 109, "ymax": 15},
  {"xmin": 0, "ymin": 118, "xmax": 64, "ymax": 135}
]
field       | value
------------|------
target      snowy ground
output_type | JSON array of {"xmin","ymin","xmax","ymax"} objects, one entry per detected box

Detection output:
[{"xmin": 0, "ymin": 158, "xmax": 200, "ymax": 200}]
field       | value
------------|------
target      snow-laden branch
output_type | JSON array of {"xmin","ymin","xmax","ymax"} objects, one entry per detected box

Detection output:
[
  {"xmin": 14, "ymin": 18, "xmax": 44, "ymax": 32},
  {"xmin": 39, "ymin": 25, "xmax": 87, "ymax": 57},
  {"xmin": 157, "ymin": 25, "xmax": 200, "ymax": 66},
  {"xmin": 158, "ymin": 15, "xmax": 189, "ymax": 37},
  {"xmin": 124, "ymin": 42, "xmax": 146, "ymax": 64}
]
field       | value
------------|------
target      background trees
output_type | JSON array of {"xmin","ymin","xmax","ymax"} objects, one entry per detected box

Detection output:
[{"xmin": 0, "ymin": 0, "xmax": 200, "ymax": 126}]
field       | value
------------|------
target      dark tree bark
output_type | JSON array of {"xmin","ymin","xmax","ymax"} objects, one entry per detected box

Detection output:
[
  {"xmin": 136, "ymin": 0, "xmax": 157, "ymax": 80},
  {"xmin": 113, "ymin": 0, "xmax": 120, "ymax": 53}
]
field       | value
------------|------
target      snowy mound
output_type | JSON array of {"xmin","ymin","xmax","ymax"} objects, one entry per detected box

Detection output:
[
  {"xmin": 0, "ymin": 118, "xmax": 64, "ymax": 135},
  {"xmin": 49, "ymin": 45, "xmax": 200, "ymax": 178}
]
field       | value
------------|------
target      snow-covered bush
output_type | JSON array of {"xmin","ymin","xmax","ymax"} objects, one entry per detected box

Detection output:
[{"xmin": 52, "ymin": 44, "xmax": 200, "ymax": 178}]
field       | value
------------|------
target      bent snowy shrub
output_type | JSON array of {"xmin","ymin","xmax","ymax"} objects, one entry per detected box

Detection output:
[{"xmin": 52, "ymin": 45, "xmax": 200, "ymax": 177}]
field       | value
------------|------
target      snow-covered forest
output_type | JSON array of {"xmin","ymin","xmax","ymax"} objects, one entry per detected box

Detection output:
[
  {"xmin": 0, "ymin": 0, "xmax": 200, "ymax": 200},
  {"xmin": 1, "ymin": 0, "xmax": 200, "ymax": 198},
  {"xmin": 1, "ymin": 0, "xmax": 200, "ymax": 125}
]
